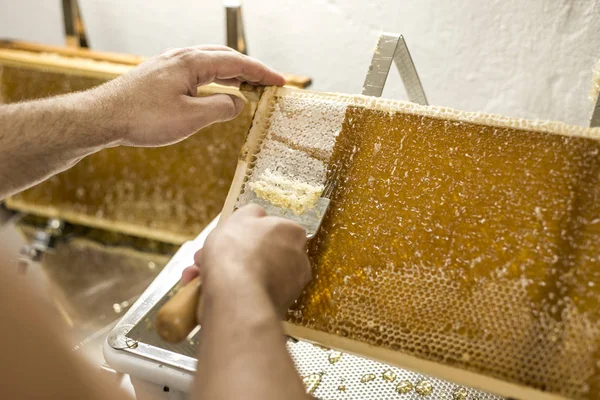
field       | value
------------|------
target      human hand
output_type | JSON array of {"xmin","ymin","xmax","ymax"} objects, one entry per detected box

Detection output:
[
  {"xmin": 93, "ymin": 45, "xmax": 285, "ymax": 147},
  {"xmin": 182, "ymin": 204, "xmax": 311, "ymax": 316}
]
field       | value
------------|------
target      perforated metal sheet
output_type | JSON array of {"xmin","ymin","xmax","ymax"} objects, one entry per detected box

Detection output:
[
  {"xmin": 126, "ymin": 282, "xmax": 503, "ymax": 399},
  {"xmin": 288, "ymin": 341, "xmax": 503, "ymax": 399}
]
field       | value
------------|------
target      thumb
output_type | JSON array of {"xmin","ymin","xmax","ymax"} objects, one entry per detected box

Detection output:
[
  {"xmin": 232, "ymin": 204, "xmax": 268, "ymax": 220},
  {"xmin": 181, "ymin": 265, "xmax": 200, "ymax": 285},
  {"xmin": 185, "ymin": 93, "xmax": 244, "ymax": 129}
]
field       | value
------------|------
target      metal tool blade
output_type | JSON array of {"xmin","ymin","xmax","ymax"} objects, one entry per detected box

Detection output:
[{"xmin": 245, "ymin": 191, "xmax": 330, "ymax": 239}]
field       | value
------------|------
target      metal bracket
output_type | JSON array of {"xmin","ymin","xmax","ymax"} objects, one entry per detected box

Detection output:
[
  {"xmin": 362, "ymin": 33, "xmax": 428, "ymax": 105},
  {"xmin": 62, "ymin": 0, "xmax": 89, "ymax": 49},
  {"xmin": 225, "ymin": 2, "xmax": 248, "ymax": 55},
  {"xmin": 107, "ymin": 324, "xmax": 138, "ymax": 350},
  {"xmin": 18, "ymin": 218, "xmax": 64, "ymax": 271},
  {"xmin": 590, "ymin": 89, "xmax": 600, "ymax": 127}
]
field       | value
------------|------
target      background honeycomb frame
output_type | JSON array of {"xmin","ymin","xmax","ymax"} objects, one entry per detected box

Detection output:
[{"xmin": 0, "ymin": 40, "xmax": 310, "ymax": 244}]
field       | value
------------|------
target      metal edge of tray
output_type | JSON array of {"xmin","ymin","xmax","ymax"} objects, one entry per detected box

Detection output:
[{"xmin": 104, "ymin": 217, "xmax": 219, "ymax": 373}]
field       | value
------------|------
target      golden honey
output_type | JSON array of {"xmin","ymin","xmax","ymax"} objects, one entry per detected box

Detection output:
[
  {"xmin": 396, "ymin": 380, "xmax": 413, "ymax": 394},
  {"xmin": 415, "ymin": 380, "xmax": 433, "ymax": 396},
  {"xmin": 382, "ymin": 369, "xmax": 396, "ymax": 382},
  {"xmin": 328, "ymin": 351, "xmax": 342, "ymax": 364},
  {"xmin": 452, "ymin": 386, "xmax": 468, "ymax": 400},
  {"xmin": 302, "ymin": 372, "xmax": 323, "ymax": 395},
  {"xmin": 284, "ymin": 104, "xmax": 600, "ymax": 399},
  {"xmin": 360, "ymin": 373, "xmax": 376, "ymax": 383}
]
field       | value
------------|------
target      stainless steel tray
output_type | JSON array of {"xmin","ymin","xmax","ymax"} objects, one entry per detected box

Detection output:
[{"xmin": 105, "ymin": 216, "xmax": 503, "ymax": 399}]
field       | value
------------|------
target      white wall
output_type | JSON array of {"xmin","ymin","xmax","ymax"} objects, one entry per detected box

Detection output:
[{"xmin": 1, "ymin": 0, "xmax": 599, "ymax": 125}]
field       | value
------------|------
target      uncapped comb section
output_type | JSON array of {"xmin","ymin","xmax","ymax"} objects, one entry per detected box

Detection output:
[
  {"xmin": 224, "ymin": 86, "xmax": 600, "ymax": 400},
  {"xmin": 243, "ymin": 140, "xmax": 327, "ymax": 214},
  {"xmin": 236, "ymin": 89, "xmax": 347, "ymax": 214},
  {"xmin": 267, "ymin": 91, "xmax": 347, "ymax": 160}
]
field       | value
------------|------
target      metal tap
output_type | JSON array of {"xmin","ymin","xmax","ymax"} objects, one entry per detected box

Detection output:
[{"xmin": 18, "ymin": 218, "xmax": 64, "ymax": 272}]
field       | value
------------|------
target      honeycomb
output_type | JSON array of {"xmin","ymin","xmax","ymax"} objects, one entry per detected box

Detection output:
[
  {"xmin": 0, "ymin": 60, "xmax": 252, "ymax": 244},
  {"xmin": 236, "ymin": 91, "xmax": 346, "ymax": 214},
  {"xmin": 225, "ymin": 87, "xmax": 600, "ymax": 400}
]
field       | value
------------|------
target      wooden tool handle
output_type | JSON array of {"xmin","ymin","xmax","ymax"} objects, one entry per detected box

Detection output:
[{"xmin": 155, "ymin": 276, "xmax": 202, "ymax": 343}]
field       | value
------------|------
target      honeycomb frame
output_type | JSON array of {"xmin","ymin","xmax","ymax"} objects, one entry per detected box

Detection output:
[{"xmin": 221, "ymin": 86, "xmax": 600, "ymax": 400}]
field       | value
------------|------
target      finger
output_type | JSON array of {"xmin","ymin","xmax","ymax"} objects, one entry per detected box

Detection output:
[
  {"xmin": 157, "ymin": 47, "xmax": 176, "ymax": 56},
  {"xmin": 188, "ymin": 50, "xmax": 286, "ymax": 87},
  {"xmin": 181, "ymin": 265, "xmax": 200, "ymax": 284},
  {"xmin": 192, "ymin": 45, "xmax": 237, "ymax": 53},
  {"xmin": 212, "ymin": 78, "xmax": 242, "ymax": 87},
  {"xmin": 155, "ymin": 46, "xmax": 236, "ymax": 66},
  {"xmin": 275, "ymin": 258, "xmax": 311, "ymax": 318},
  {"xmin": 298, "ymin": 255, "xmax": 312, "ymax": 291},
  {"xmin": 232, "ymin": 204, "xmax": 268, "ymax": 219},
  {"xmin": 159, "ymin": 45, "xmax": 236, "ymax": 57},
  {"xmin": 193, "ymin": 247, "xmax": 204, "ymax": 266},
  {"xmin": 185, "ymin": 93, "xmax": 244, "ymax": 128},
  {"xmin": 264, "ymin": 216, "xmax": 307, "ymax": 244},
  {"xmin": 157, "ymin": 47, "xmax": 195, "ymax": 59}
]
